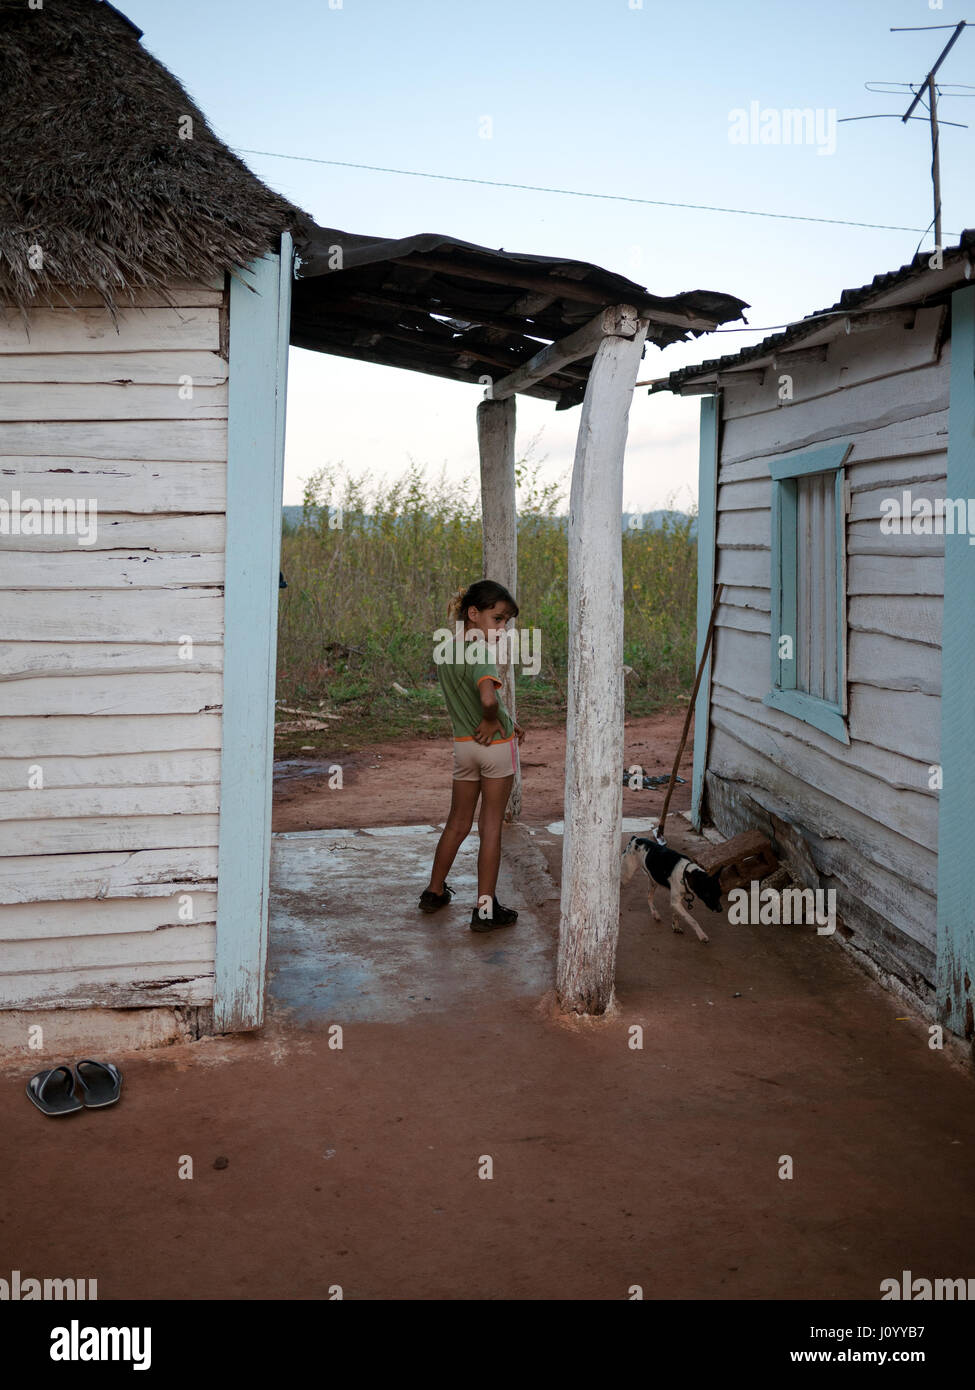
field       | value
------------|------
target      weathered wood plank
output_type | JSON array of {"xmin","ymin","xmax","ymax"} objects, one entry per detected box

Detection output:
[
  {"xmin": 720, "ymin": 360, "xmax": 950, "ymax": 465},
  {"xmin": 0, "ymin": 813, "xmax": 220, "ymax": 856},
  {"xmin": 0, "ymin": 847, "xmax": 218, "ymax": 904},
  {"xmin": 849, "ymin": 684, "xmax": 941, "ymax": 764},
  {"xmin": 712, "ymin": 625, "xmax": 769, "ymax": 699},
  {"xmin": 0, "ymin": 783, "xmax": 221, "ymax": 821},
  {"xmin": 709, "ymin": 701, "xmax": 938, "ymax": 850},
  {"xmin": 0, "ymin": 550, "xmax": 225, "ymax": 589},
  {"xmin": 848, "ymin": 595, "xmax": 942, "ymax": 647},
  {"xmin": 713, "ymin": 625, "xmax": 942, "ymax": 761},
  {"xmin": 807, "ymin": 834, "xmax": 937, "ymax": 953},
  {"xmin": 0, "ymin": 420, "xmax": 226, "ymax": 461},
  {"xmin": 0, "ymin": 306, "xmax": 220, "ymax": 353},
  {"xmin": 707, "ymin": 727, "xmax": 938, "ymax": 893},
  {"xmin": 0, "ymin": 383, "xmax": 227, "ymax": 421},
  {"xmin": 0, "ymin": 961, "xmax": 215, "ymax": 1009},
  {"xmin": 716, "ymin": 508, "xmax": 770, "ymax": 548},
  {"xmin": 712, "ymin": 681, "xmax": 937, "ymax": 796},
  {"xmin": 0, "ymin": 749, "xmax": 221, "ymax": 792},
  {"xmin": 848, "ymin": 553, "xmax": 943, "ymax": 595},
  {"xmin": 0, "ymin": 461, "xmax": 226, "ymax": 513},
  {"xmin": 847, "ymin": 630, "xmax": 941, "ymax": 694},
  {"xmin": 717, "ymin": 306, "xmax": 946, "ymax": 422},
  {"xmin": 717, "ymin": 478, "xmax": 771, "ymax": 512},
  {"xmin": 718, "ymin": 413, "xmax": 949, "ymax": 483},
  {"xmin": 849, "ymin": 479, "xmax": 946, "ymax": 522},
  {"xmin": 2, "ymin": 589, "xmax": 224, "ymax": 643},
  {"xmin": 716, "ymin": 603, "xmax": 770, "ymax": 634},
  {"xmin": 0, "ymin": 642, "xmax": 222, "ymax": 679},
  {"xmin": 1, "ymin": 897, "xmax": 218, "ymax": 942},
  {"xmin": 0, "ymin": 350, "xmax": 229, "ymax": 385},
  {"xmin": 0, "ymin": 513, "xmax": 225, "ymax": 552},
  {"xmin": 0, "ymin": 672, "xmax": 222, "ymax": 718},
  {"xmin": 848, "ymin": 521, "xmax": 945, "ymax": 557},
  {"xmin": 719, "ymin": 584, "xmax": 772, "ymax": 613},
  {"xmin": 716, "ymin": 547, "xmax": 770, "ymax": 589},
  {"xmin": 0, "ymin": 713, "xmax": 222, "ymax": 757}
]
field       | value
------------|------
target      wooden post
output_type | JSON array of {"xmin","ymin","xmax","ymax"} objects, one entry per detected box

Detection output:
[
  {"xmin": 477, "ymin": 394, "xmax": 521, "ymax": 820},
  {"xmin": 556, "ymin": 307, "xmax": 649, "ymax": 1015}
]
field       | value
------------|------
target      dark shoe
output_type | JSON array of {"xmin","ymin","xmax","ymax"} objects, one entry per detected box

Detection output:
[
  {"xmin": 470, "ymin": 897, "xmax": 518, "ymax": 931},
  {"xmin": 75, "ymin": 1060, "xmax": 122, "ymax": 1108},
  {"xmin": 26, "ymin": 1065, "xmax": 84, "ymax": 1116},
  {"xmin": 419, "ymin": 881, "xmax": 455, "ymax": 913}
]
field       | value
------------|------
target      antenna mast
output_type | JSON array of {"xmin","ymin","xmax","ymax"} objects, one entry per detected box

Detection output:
[{"xmin": 895, "ymin": 20, "xmax": 968, "ymax": 250}]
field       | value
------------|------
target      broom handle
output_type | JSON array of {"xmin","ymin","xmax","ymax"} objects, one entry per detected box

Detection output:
[{"xmin": 656, "ymin": 582, "xmax": 724, "ymax": 840}]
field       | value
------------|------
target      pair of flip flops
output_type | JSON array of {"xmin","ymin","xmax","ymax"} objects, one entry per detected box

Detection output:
[{"xmin": 26, "ymin": 1060, "xmax": 122, "ymax": 1116}]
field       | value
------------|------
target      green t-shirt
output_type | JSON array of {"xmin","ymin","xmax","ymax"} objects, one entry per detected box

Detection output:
[{"xmin": 437, "ymin": 648, "xmax": 515, "ymax": 742}]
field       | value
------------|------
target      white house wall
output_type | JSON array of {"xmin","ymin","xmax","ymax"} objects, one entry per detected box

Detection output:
[
  {"xmin": 706, "ymin": 308, "xmax": 948, "ymax": 999},
  {"xmin": 0, "ymin": 281, "xmax": 227, "ymax": 1011}
]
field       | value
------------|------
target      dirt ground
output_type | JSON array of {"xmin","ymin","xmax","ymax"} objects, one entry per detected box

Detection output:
[
  {"xmin": 3, "ymin": 710, "xmax": 975, "ymax": 1302},
  {"xmin": 272, "ymin": 708, "xmax": 693, "ymax": 831}
]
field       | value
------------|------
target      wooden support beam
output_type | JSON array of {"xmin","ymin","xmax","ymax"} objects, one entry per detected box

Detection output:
[
  {"xmin": 843, "ymin": 309, "xmax": 917, "ymax": 334},
  {"xmin": 477, "ymin": 396, "xmax": 521, "ymax": 820},
  {"xmin": 389, "ymin": 256, "xmax": 723, "ymax": 330},
  {"xmin": 556, "ymin": 313, "xmax": 651, "ymax": 1015},
  {"xmin": 771, "ymin": 344, "xmax": 829, "ymax": 366},
  {"xmin": 487, "ymin": 304, "xmax": 642, "ymax": 400},
  {"xmin": 677, "ymin": 368, "xmax": 766, "ymax": 395}
]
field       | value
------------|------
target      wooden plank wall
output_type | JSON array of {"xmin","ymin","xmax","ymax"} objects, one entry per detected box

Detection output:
[
  {"xmin": 0, "ymin": 281, "xmax": 227, "ymax": 1009},
  {"xmin": 705, "ymin": 306, "xmax": 948, "ymax": 996}
]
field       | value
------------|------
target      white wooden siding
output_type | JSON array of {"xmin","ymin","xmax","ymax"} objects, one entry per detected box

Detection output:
[
  {"xmin": 706, "ymin": 318, "xmax": 949, "ymax": 990},
  {"xmin": 0, "ymin": 284, "xmax": 228, "ymax": 1009}
]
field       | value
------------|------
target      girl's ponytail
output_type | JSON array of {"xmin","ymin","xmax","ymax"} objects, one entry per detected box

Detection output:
[{"xmin": 446, "ymin": 586, "xmax": 468, "ymax": 623}]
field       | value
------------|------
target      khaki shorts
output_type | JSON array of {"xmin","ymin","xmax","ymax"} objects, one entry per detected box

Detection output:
[{"xmin": 452, "ymin": 735, "xmax": 519, "ymax": 781}]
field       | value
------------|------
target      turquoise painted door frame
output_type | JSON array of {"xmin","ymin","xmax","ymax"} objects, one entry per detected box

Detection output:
[
  {"xmin": 691, "ymin": 392, "xmax": 720, "ymax": 829},
  {"xmin": 936, "ymin": 283, "xmax": 975, "ymax": 1039},
  {"xmin": 214, "ymin": 234, "xmax": 293, "ymax": 1032}
]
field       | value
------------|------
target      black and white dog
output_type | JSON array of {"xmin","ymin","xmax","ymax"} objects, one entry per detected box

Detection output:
[{"xmin": 620, "ymin": 834, "xmax": 723, "ymax": 944}]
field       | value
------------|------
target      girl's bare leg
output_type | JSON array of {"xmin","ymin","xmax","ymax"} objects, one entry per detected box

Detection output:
[
  {"xmin": 427, "ymin": 779, "xmax": 481, "ymax": 893},
  {"xmin": 477, "ymin": 774, "xmax": 514, "ymax": 902}
]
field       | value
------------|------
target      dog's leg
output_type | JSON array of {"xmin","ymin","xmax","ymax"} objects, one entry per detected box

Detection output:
[
  {"xmin": 646, "ymin": 876, "xmax": 662, "ymax": 923},
  {"xmin": 672, "ymin": 892, "xmax": 710, "ymax": 944}
]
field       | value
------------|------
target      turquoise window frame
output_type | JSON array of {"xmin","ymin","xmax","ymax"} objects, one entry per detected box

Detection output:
[{"xmin": 765, "ymin": 441, "xmax": 852, "ymax": 744}]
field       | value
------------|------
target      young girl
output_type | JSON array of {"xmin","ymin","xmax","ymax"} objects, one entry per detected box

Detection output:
[{"xmin": 419, "ymin": 579, "xmax": 525, "ymax": 931}]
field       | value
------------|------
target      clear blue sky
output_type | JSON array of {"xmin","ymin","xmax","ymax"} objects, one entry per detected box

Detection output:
[{"xmin": 124, "ymin": 0, "xmax": 972, "ymax": 510}]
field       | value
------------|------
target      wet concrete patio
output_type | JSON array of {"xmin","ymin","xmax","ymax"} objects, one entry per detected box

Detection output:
[{"xmin": 267, "ymin": 821, "xmax": 561, "ymax": 1025}]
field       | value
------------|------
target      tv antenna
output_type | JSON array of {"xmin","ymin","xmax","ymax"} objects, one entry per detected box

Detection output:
[{"xmin": 839, "ymin": 20, "xmax": 969, "ymax": 252}]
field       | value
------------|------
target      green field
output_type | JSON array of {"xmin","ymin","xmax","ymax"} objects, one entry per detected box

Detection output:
[{"xmin": 276, "ymin": 459, "xmax": 697, "ymax": 754}]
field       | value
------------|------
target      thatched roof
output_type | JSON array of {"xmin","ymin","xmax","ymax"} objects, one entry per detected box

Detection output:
[{"xmin": 0, "ymin": 0, "xmax": 311, "ymax": 316}]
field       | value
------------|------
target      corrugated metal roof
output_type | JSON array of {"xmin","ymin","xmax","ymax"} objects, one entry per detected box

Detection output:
[
  {"xmin": 650, "ymin": 228, "xmax": 975, "ymax": 395},
  {"xmin": 290, "ymin": 224, "xmax": 749, "ymax": 409}
]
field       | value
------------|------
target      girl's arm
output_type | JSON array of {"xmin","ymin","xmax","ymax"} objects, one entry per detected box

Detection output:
[{"xmin": 473, "ymin": 676, "xmax": 504, "ymax": 746}]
